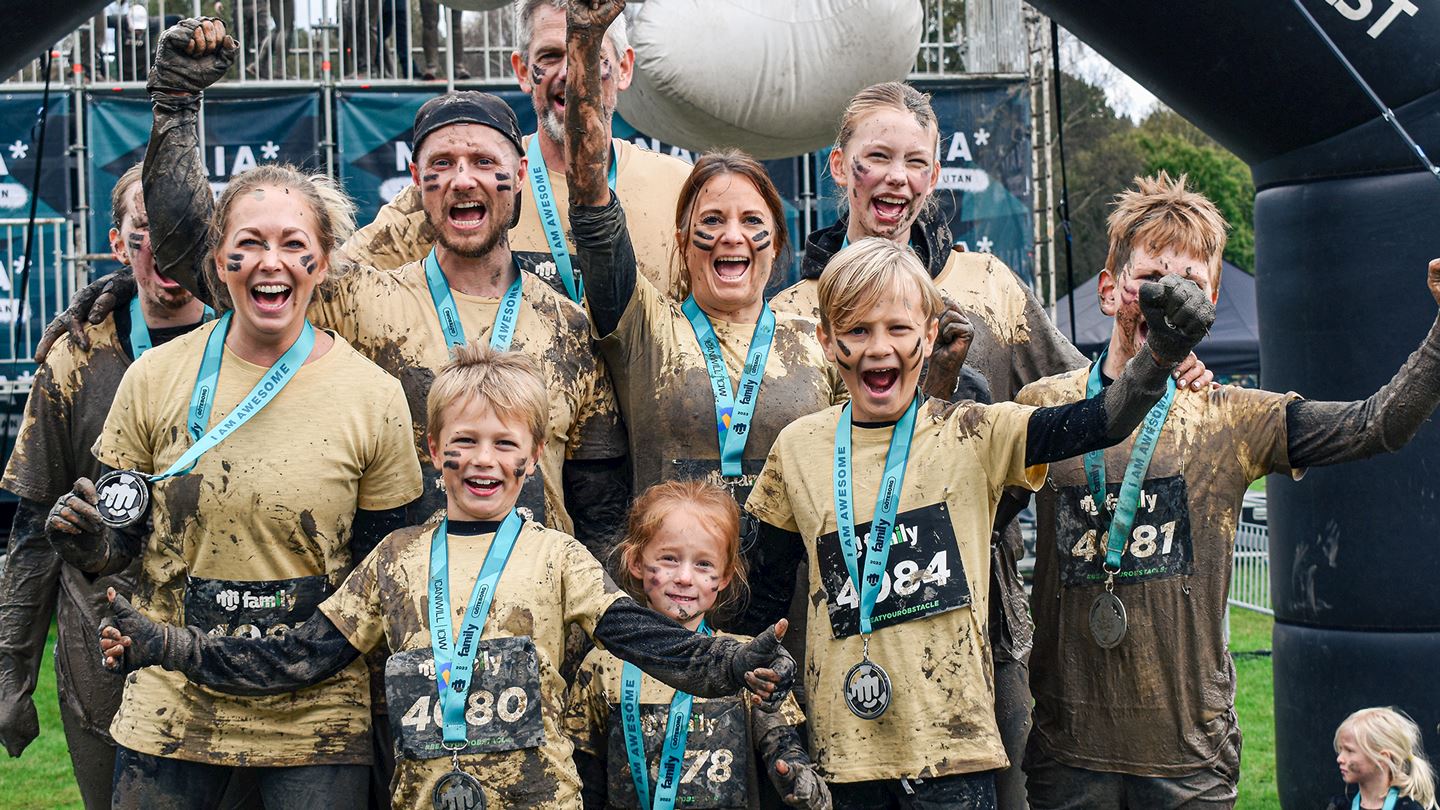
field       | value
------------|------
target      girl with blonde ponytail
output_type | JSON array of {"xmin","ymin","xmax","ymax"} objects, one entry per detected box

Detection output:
[{"xmin": 1330, "ymin": 707, "xmax": 1438, "ymax": 810}]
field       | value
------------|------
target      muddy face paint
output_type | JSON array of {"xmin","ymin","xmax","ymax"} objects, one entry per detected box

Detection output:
[
  {"xmin": 750, "ymin": 230, "xmax": 772, "ymax": 252},
  {"xmin": 599, "ymin": 57, "xmax": 612, "ymax": 81},
  {"xmin": 529, "ymin": 62, "xmax": 545, "ymax": 86},
  {"xmin": 494, "ymin": 173, "xmax": 510, "ymax": 181},
  {"xmin": 225, "ymin": 253, "xmax": 244, "ymax": 273},
  {"xmin": 126, "ymin": 233, "xmax": 145, "ymax": 251},
  {"xmin": 442, "ymin": 460, "xmax": 460, "ymax": 470},
  {"xmin": 906, "ymin": 336, "xmax": 924, "ymax": 370},
  {"xmin": 300, "ymin": 254, "xmax": 316, "ymax": 275},
  {"xmin": 692, "ymin": 230, "xmax": 716, "ymax": 252},
  {"xmin": 851, "ymin": 156, "xmax": 869, "ymax": 181},
  {"xmin": 512, "ymin": 465, "xmax": 527, "ymax": 481}
]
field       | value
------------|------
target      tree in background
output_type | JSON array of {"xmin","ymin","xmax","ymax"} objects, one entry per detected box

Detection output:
[{"xmin": 1051, "ymin": 72, "xmax": 1255, "ymax": 298}]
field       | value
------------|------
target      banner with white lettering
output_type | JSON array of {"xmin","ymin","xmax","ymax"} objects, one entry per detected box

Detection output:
[
  {"xmin": 87, "ymin": 92, "xmax": 321, "ymax": 277},
  {"xmin": 0, "ymin": 93, "xmax": 70, "ymax": 221}
]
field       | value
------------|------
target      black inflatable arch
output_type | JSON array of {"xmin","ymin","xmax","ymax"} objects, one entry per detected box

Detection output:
[{"xmin": 1029, "ymin": 2, "xmax": 1440, "ymax": 807}]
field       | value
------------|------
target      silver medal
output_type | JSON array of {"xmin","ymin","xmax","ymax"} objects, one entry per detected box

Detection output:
[
  {"xmin": 843, "ymin": 657, "xmax": 892, "ymax": 720},
  {"xmin": 94, "ymin": 469, "xmax": 151, "ymax": 529},
  {"xmin": 433, "ymin": 769, "xmax": 486, "ymax": 810},
  {"xmin": 1089, "ymin": 590, "xmax": 1129, "ymax": 649}
]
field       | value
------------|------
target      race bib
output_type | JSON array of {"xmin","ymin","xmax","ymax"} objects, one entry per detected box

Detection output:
[
  {"xmin": 183, "ymin": 575, "xmax": 328, "ymax": 638},
  {"xmin": 605, "ymin": 697, "xmax": 750, "ymax": 809},
  {"xmin": 669, "ymin": 459, "xmax": 765, "ymax": 550},
  {"xmin": 1054, "ymin": 475, "xmax": 1195, "ymax": 586},
  {"xmin": 515, "ymin": 251, "xmax": 566, "ymax": 297},
  {"xmin": 816, "ymin": 502, "xmax": 971, "ymax": 639},
  {"xmin": 385, "ymin": 638, "xmax": 546, "ymax": 761}
]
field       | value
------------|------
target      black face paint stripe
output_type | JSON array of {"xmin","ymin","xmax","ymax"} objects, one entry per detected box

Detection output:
[
  {"xmin": 836, "ymin": 338, "xmax": 853, "ymax": 357},
  {"xmin": 442, "ymin": 461, "xmax": 460, "ymax": 470}
]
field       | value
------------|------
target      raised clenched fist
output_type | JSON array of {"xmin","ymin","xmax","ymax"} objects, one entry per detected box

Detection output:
[
  {"xmin": 1138, "ymin": 275, "xmax": 1215, "ymax": 365},
  {"xmin": 147, "ymin": 17, "xmax": 238, "ymax": 96},
  {"xmin": 567, "ymin": 0, "xmax": 626, "ymax": 32}
]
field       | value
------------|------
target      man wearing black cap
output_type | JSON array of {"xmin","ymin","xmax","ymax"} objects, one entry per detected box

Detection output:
[
  {"xmin": 127, "ymin": 19, "xmax": 631, "ymax": 806},
  {"xmin": 343, "ymin": 0, "xmax": 693, "ymax": 301}
]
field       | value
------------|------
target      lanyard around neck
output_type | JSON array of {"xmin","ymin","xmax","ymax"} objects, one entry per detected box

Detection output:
[
  {"xmin": 1353, "ymin": 788, "xmax": 1400, "ymax": 810},
  {"xmin": 427, "ymin": 510, "xmax": 526, "ymax": 747},
  {"xmin": 621, "ymin": 619, "xmax": 711, "ymax": 810},
  {"xmin": 1082, "ymin": 351, "xmax": 1176, "ymax": 573},
  {"xmin": 525, "ymin": 136, "xmax": 617, "ymax": 303},
  {"xmin": 152, "ymin": 311, "xmax": 314, "ymax": 481},
  {"xmin": 422, "ymin": 248, "xmax": 525, "ymax": 352},
  {"xmin": 129, "ymin": 296, "xmax": 216, "ymax": 359},
  {"xmin": 833, "ymin": 394, "xmax": 920, "ymax": 636},
  {"xmin": 681, "ymin": 297, "xmax": 776, "ymax": 478}
]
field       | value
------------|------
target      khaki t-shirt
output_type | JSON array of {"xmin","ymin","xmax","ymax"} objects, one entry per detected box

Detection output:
[
  {"xmin": 309, "ymin": 264, "xmax": 626, "ymax": 532},
  {"xmin": 1, "ymin": 317, "xmax": 136, "ymax": 740},
  {"xmin": 1017, "ymin": 367, "xmax": 1298, "ymax": 777},
  {"xmin": 745, "ymin": 398, "xmax": 1045, "ymax": 782},
  {"xmin": 94, "ymin": 323, "xmax": 423, "ymax": 766},
  {"xmin": 319, "ymin": 520, "xmax": 625, "ymax": 807},
  {"xmin": 599, "ymin": 276, "xmax": 845, "ymax": 508},
  {"xmin": 342, "ymin": 137, "xmax": 691, "ymax": 300},
  {"xmin": 564, "ymin": 639, "xmax": 805, "ymax": 810}
]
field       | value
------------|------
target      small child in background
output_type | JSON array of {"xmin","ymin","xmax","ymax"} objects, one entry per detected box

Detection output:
[
  {"xmin": 565, "ymin": 480, "xmax": 830, "ymax": 809},
  {"xmin": 1328, "ymin": 707, "xmax": 1437, "ymax": 810}
]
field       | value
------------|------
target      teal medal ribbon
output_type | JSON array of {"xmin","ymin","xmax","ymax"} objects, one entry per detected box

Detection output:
[
  {"xmin": 94, "ymin": 312, "xmax": 316, "ymax": 528},
  {"xmin": 621, "ymin": 620, "xmax": 711, "ymax": 809},
  {"xmin": 681, "ymin": 297, "xmax": 776, "ymax": 478},
  {"xmin": 128, "ymin": 296, "xmax": 215, "ymax": 359},
  {"xmin": 1352, "ymin": 788, "xmax": 1399, "ymax": 810},
  {"xmin": 525, "ymin": 137, "xmax": 616, "ymax": 303},
  {"xmin": 833, "ymin": 393, "xmax": 919, "ymax": 719},
  {"xmin": 427, "ymin": 511, "xmax": 526, "ymax": 748},
  {"xmin": 1082, "ymin": 351, "xmax": 1175, "ymax": 648},
  {"xmin": 422, "ymin": 248, "xmax": 524, "ymax": 352}
]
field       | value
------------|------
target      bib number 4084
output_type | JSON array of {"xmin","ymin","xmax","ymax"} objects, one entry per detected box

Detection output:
[
  {"xmin": 833, "ymin": 551, "xmax": 951, "ymax": 609},
  {"xmin": 399, "ymin": 687, "xmax": 529, "ymax": 733}
]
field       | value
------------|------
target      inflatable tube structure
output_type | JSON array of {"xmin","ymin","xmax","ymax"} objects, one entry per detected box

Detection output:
[
  {"xmin": 617, "ymin": 0, "xmax": 923, "ymax": 160},
  {"xmin": 1028, "ymin": 2, "xmax": 1440, "ymax": 807},
  {"xmin": 2, "ymin": 0, "xmax": 107, "ymax": 80}
]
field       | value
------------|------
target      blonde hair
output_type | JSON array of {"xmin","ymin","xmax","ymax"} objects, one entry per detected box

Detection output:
[
  {"xmin": 817, "ymin": 237, "xmax": 943, "ymax": 334},
  {"xmin": 1105, "ymin": 171, "xmax": 1228, "ymax": 288},
  {"xmin": 1336, "ymin": 707, "xmax": 1437, "ymax": 809},
  {"xmin": 834, "ymin": 81, "xmax": 939, "ymax": 152},
  {"xmin": 426, "ymin": 342, "xmax": 549, "ymax": 450},
  {"xmin": 613, "ymin": 480, "xmax": 749, "ymax": 620},
  {"xmin": 111, "ymin": 163, "xmax": 144, "ymax": 229},
  {"xmin": 208, "ymin": 164, "xmax": 357, "ymax": 310}
]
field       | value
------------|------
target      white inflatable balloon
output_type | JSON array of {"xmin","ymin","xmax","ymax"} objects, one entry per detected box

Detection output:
[{"xmin": 618, "ymin": 0, "xmax": 924, "ymax": 160}]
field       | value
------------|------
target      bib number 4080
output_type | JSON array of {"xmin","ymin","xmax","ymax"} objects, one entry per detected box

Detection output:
[
  {"xmin": 833, "ymin": 551, "xmax": 952, "ymax": 609},
  {"xmin": 399, "ymin": 687, "xmax": 529, "ymax": 733}
]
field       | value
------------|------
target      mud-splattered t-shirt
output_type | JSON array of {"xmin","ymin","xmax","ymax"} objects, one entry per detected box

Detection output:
[
  {"xmin": 599, "ymin": 276, "xmax": 844, "ymax": 508},
  {"xmin": 744, "ymin": 398, "xmax": 1045, "ymax": 782},
  {"xmin": 94, "ymin": 323, "xmax": 423, "ymax": 766},
  {"xmin": 564, "ymin": 636, "xmax": 805, "ymax": 810},
  {"xmin": 309, "ymin": 264, "xmax": 626, "ymax": 532},
  {"xmin": 343, "ymin": 137, "xmax": 692, "ymax": 300},
  {"xmin": 1, "ymin": 317, "xmax": 136, "ymax": 741},
  {"xmin": 1017, "ymin": 367, "xmax": 1299, "ymax": 777},
  {"xmin": 319, "ymin": 521, "xmax": 625, "ymax": 807}
]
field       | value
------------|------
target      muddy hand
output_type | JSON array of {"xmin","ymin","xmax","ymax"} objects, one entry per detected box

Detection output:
[
  {"xmin": 47, "ymin": 478, "xmax": 102, "ymax": 537},
  {"xmin": 568, "ymin": 0, "xmax": 626, "ymax": 31},
  {"xmin": 34, "ymin": 269, "xmax": 135, "ymax": 362},
  {"xmin": 1138, "ymin": 275, "xmax": 1214, "ymax": 365},
  {"xmin": 731, "ymin": 619, "xmax": 794, "ymax": 710},
  {"xmin": 930, "ymin": 296, "xmax": 974, "ymax": 379},
  {"xmin": 1427, "ymin": 258, "xmax": 1440, "ymax": 306},
  {"xmin": 773, "ymin": 758, "xmax": 833, "ymax": 809},
  {"xmin": 148, "ymin": 17, "xmax": 237, "ymax": 96},
  {"xmin": 102, "ymin": 589, "xmax": 172, "ymax": 672}
]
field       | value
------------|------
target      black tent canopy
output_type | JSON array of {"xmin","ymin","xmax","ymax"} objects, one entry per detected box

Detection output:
[{"xmin": 1054, "ymin": 260, "xmax": 1260, "ymax": 380}]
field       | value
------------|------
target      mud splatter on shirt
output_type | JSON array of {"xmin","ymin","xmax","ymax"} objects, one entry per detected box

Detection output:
[
  {"xmin": 1018, "ymin": 366, "xmax": 1298, "ymax": 777},
  {"xmin": 94, "ymin": 324, "xmax": 422, "ymax": 766},
  {"xmin": 745, "ymin": 398, "xmax": 1044, "ymax": 782}
]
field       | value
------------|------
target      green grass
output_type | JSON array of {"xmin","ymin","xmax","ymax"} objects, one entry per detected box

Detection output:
[
  {"xmin": 1232, "ymin": 607, "xmax": 1279, "ymax": 810},
  {"xmin": 0, "ymin": 617, "xmax": 1283, "ymax": 809},
  {"xmin": 0, "ymin": 624, "xmax": 84, "ymax": 809}
]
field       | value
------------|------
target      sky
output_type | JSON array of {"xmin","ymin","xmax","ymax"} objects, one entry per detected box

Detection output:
[{"xmin": 1060, "ymin": 29, "xmax": 1160, "ymax": 122}]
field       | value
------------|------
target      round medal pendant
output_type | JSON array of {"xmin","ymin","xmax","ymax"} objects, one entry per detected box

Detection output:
[
  {"xmin": 843, "ymin": 658, "xmax": 892, "ymax": 720},
  {"xmin": 433, "ymin": 769, "xmax": 486, "ymax": 810},
  {"xmin": 1089, "ymin": 591, "xmax": 1129, "ymax": 649},
  {"xmin": 94, "ymin": 469, "xmax": 151, "ymax": 529}
]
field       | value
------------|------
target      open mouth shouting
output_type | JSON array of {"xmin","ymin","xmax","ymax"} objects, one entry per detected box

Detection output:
[
  {"xmin": 448, "ymin": 200, "xmax": 488, "ymax": 232},
  {"xmin": 251, "ymin": 281, "xmax": 293, "ymax": 313},
  {"xmin": 713, "ymin": 255, "xmax": 751, "ymax": 283},
  {"xmin": 463, "ymin": 475, "xmax": 503, "ymax": 499},
  {"xmin": 860, "ymin": 365, "xmax": 901, "ymax": 398},
  {"xmin": 871, "ymin": 194, "xmax": 912, "ymax": 228}
]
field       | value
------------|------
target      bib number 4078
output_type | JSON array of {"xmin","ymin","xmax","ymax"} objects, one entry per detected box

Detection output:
[{"xmin": 833, "ymin": 551, "xmax": 952, "ymax": 609}]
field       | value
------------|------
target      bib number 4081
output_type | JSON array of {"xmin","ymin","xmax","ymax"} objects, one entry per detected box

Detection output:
[
  {"xmin": 833, "ymin": 551, "xmax": 951, "ymax": 609},
  {"xmin": 399, "ymin": 687, "xmax": 529, "ymax": 733},
  {"xmin": 1071, "ymin": 521, "xmax": 1178, "ymax": 561}
]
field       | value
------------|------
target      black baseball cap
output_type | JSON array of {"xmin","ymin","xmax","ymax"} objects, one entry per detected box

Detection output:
[{"xmin": 412, "ymin": 91, "xmax": 525, "ymax": 158}]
